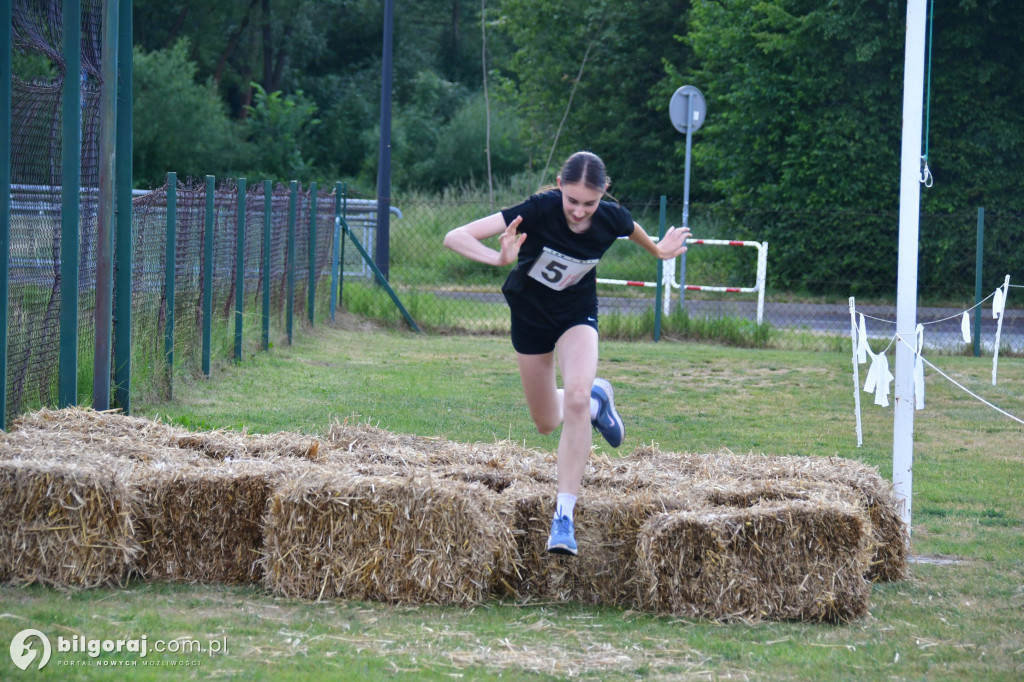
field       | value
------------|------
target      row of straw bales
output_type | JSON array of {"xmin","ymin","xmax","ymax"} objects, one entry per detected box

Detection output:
[{"xmin": 0, "ymin": 407, "xmax": 908, "ymax": 622}]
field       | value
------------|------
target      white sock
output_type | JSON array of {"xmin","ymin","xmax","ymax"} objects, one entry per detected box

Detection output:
[
  {"xmin": 590, "ymin": 397, "xmax": 599, "ymax": 420},
  {"xmin": 555, "ymin": 493, "xmax": 577, "ymax": 522}
]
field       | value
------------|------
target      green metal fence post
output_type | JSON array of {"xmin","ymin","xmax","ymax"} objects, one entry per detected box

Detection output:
[
  {"xmin": 338, "ymin": 183, "xmax": 347, "ymax": 309},
  {"xmin": 202, "ymin": 175, "xmax": 214, "ymax": 376},
  {"xmin": 1, "ymin": 0, "xmax": 11, "ymax": 427},
  {"xmin": 330, "ymin": 184, "xmax": 341, "ymax": 323},
  {"xmin": 164, "ymin": 173, "xmax": 177, "ymax": 398},
  {"xmin": 287, "ymin": 181, "xmax": 297, "ymax": 344},
  {"xmin": 308, "ymin": 181, "xmax": 317, "ymax": 325},
  {"xmin": 262, "ymin": 180, "xmax": 272, "ymax": 350},
  {"xmin": 235, "ymin": 178, "xmax": 246, "ymax": 361},
  {"xmin": 654, "ymin": 195, "xmax": 667, "ymax": 342},
  {"xmin": 340, "ymin": 216, "xmax": 420, "ymax": 333},
  {"xmin": 113, "ymin": 0, "xmax": 133, "ymax": 412},
  {"xmin": 92, "ymin": 0, "xmax": 118, "ymax": 412},
  {"xmin": 59, "ymin": 0, "xmax": 82, "ymax": 408},
  {"xmin": 973, "ymin": 206, "xmax": 985, "ymax": 357}
]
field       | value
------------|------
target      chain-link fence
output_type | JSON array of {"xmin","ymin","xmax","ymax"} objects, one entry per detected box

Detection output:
[
  {"xmin": 4, "ymin": 184, "xmax": 1022, "ymax": 424},
  {"xmin": 352, "ymin": 196, "xmax": 1023, "ymax": 353},
  {"xmin": 5, "ymin": 179, "xmax": 343, "ymax": 423}
]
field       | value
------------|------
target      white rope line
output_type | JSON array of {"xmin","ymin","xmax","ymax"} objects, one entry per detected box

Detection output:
[
  {"xmin": 860, "ymin": 289, "xmax": 999, "ymax": 327},
  {"xmin": 860, "ymin": 313, "xmax": 896, "ymax": 325},
  {"xmin": 922, "ymin": 294, "xmax": 996, "ymax": 326},
  {"xmin": 895, "ymin": 334, "xmax": 1024, "ymax": 426}
]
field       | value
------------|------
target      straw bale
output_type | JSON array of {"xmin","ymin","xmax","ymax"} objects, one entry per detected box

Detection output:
[
  {"xmin": 263, "ymin": 472, "xmax": 517, "ymax": 605},
  {"xmin": 0, "ymin": 422, "xmax": 207, "ymax": 468},
  {"xmin": 1, "ymin": 410, "xmax": 317, "ymax": 585},
  {"xmin": 0, "ymin": 409, "xmax": 904, "ymax": 622},
  {"xmin": 441, "ymin": 465, "xmax": 517, "ymax": 493},
  {"xmin": 174, "ymin": 430, "xmax": 324, "ymax": 462},
  {"xmin": 7, "ymin": 406, "xmax": 188, "ymax": 448},
  {"xmin": 504, "ymin": 480, "xmax": 696, "ymax": 607},
  {"xmin": 323, "ymin": 422, "xmax": 556, "ymax": 487},
  {"xmin": 630, "ymin": 448, "xmax": 908, "ymax": 582},
  {"xmin": 8, "ymin": 406, "xmax": 324, "ymax": 463},
  {"xmin": 133, "ymin": 458, "xmax": 310, "ymax": 584},
  {"xmin": 636, "ymin": 497, "xmax": 873, "ymax": 623},
  {"xmin": 581, "ymin": 451, "xmax": 670, "ymax": 494},
  {"xmin": 324, "ymin": 421, "xmax": 444, "ymax": 468},
  {"xmin": 0, "ymin": 458, "xmax": 138, "ymax": 588},
  {"xmin": 434, "ymin": 442, "xmax": 556, "ymax": 492}
]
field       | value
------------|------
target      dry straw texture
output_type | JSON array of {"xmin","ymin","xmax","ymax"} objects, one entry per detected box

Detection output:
[
  {"xmin": 0, "ymin": 408, "xmax": 909, "ymax": 622},
  {"xmin": 263, "ymin": 472, "xmax": 517, "ymax": 605},
  {"xmin": 626, "ymin": 448, "xmax": 909, "ymax": 582},
  {"xmin": 0, "ymin": 457, "xmax": 137, "ymax": 588},
  {"xmin": 133, "ymin": 460, "xmax": 304, "ymax": 583},
  {"xmin": 636, "ymin": 481, "xmax": 875, "ymax": 622},
  {"xmin": 506, "ymin": 480, "xmax": 696, "ymax": 607},
  {"xmin": 0, "ymin": 408, "xmax": 314, "ymax": 586}
]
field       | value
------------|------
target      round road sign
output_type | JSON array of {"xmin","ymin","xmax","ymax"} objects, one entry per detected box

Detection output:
[{"xmin": 669, "ymin": 85, "xmax": 706, "ymax": 134}]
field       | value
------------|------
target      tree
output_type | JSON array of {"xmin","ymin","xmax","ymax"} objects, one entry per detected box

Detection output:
[
  {"xmin": 498, "ymin": 0, "xmax": 693, "ymax": 200},
  {"xmin": 677, "ymin": 0, "xmax": 1024, "ymax": 294},
  {"xmin": 243, "ymin": 83, "xmax": 320, "ymax": 181},
  {"xmin": 132, "ymin": 41, "xmax": 248, "ymax": 187}
]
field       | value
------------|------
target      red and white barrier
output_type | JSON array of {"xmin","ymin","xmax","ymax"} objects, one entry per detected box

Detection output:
[{"xmin": 596, "ymin": 235, "xmax": 768, "ymax": 322}]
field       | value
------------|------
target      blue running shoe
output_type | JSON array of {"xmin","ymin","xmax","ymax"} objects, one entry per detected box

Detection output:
[
  {"xmin": 591, "ymin": 378, "xmax": 624, "ymax": 448},
  {"xmin": 546, "ymin": 515, "xmax": 578, "ymax": 556}
]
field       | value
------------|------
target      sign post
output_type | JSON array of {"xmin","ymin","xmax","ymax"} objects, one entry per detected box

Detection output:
[{"xmin": 668, "ymin": 85, "xmax": 706, "ymax": 307}]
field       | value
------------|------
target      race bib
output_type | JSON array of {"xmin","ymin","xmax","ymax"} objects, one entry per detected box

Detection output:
[{"xmin": 527, "ymin": 247, "xmax": 599, "ymax": 291}]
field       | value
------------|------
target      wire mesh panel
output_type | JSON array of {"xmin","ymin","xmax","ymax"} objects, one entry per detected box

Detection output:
[{"xmin": 367, "ymin": 196, "xmax": 1022, "ymax": 351}]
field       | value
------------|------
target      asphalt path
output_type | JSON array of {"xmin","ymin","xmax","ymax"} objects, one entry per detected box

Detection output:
[{"xmin": 436, "ymin": 290, "xmax": 1024, "ymax": 352}]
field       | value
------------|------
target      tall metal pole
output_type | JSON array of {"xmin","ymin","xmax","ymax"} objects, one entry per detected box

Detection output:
[
  {"xmin": 1, "ymin": 0, "xmax": 12, "ymax": 427},
  {"xmin": 892, "ymin": 0, "xmax": 928, "ymax": 534},
  {"xmin": 202, "ymin": 176, "xmax": 214, "ymax": 376},
  {"xmin": 59, "ymin": 0, "xmax": 82, "ymax": 408},
  {"xmin": 308, "ymin": 181, "xmax": 317, "ymax": 325},
  {"xmin": 973, "ymin": 207, "xmax": 984, "ymax": 357},
  {"xmin": 330, "ymin": 183, "xmax": 341, "ymax": 322},
  {"xmin": 682, "ymin": 93, "xmax": 694, "ymax": 230},
  {"xmin": 113, "ymin": 0, "xmax": 133, "ymax": 411},
  {"xmin": 234, "ymin": 178, "xmax": 246, "ymax": 361},
  {"xmin": 375, "ymin": 0, "xmax": 394, "ymax": 280},
  {"xmin": 164, "ymin": 172, "xmax": 176, "ymax": 396},
  {"xmin": 679, "ymin": 92, "xmax": 694, "ymax": 311},
  {"xmin": 286, "ymin": 181, "xmax": 296, "ymax": 344},
  {"xmin": 93, "ymin": 0, "xmax": 119, "ymax": 411},
  {"xmin": 262, "ymin": 180, "xmax": 272, "ymax": 350}
]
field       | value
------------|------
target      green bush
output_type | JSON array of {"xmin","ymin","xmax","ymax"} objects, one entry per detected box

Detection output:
[{"xmin": 133, "ymin": 40, "xmax": 248, "ymax": 187}]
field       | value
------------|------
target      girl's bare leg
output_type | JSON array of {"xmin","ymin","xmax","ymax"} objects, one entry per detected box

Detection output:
[
  {"xmin": 515, "ymin": 325, "xmax": 598, "ymax": 496},
  {"xmin": 516, "ymin": 350, "xmax": 563, "ymax": 435},
  {"xmin": 552, "ymin": 325, "xmax": 598, "ymax": 495}
]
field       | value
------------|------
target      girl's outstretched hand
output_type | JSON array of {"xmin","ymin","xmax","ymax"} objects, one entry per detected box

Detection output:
[
  {"xmin": 497, "ymin": 216, "xmax": 526, "ymax": 266},
  {"xmin": 657, "ymin": 225, "xmax": 691, "ymax": 260}
]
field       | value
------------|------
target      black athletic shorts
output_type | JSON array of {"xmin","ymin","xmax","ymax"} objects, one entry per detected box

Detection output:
[{"xmin": 510, "ymin": 310, "xmax": 599, "ymax": 355}]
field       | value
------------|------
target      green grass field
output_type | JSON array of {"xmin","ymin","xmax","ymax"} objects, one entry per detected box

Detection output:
[{"xmin": 1, "ymin": 321, "xmax": 1022, "ymax": 680}]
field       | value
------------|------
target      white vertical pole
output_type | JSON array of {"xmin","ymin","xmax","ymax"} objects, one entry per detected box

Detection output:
[
  {"xmin": 662, "ymin": 257, "xmax": 675, "ymax": 317},
  {"xmin": 755, "ymin": 242, "xmax": 767, "ymax": 325},
  {"xmin": 849, "ymin": 297, "xmax": 864, "ymax": 447},
  {"xmin": 893, "ymin": 0, "xmax": 928, "ymax": 534}
]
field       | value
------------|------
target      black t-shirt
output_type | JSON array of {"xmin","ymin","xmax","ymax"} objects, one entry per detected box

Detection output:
[{"xmin": 499, "ymin": 190, "xmax": 634, "ymax": 325}]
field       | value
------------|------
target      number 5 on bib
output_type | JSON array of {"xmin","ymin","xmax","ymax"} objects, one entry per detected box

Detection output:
[{"xmin": 527, "ymin": 247, "xmax": 599, "ymax": 291}]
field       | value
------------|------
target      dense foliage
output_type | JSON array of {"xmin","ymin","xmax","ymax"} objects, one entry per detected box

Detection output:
[
  {"xmin": 123, "ymin": 1, "xmax": 1023, "ymax": 207},
  {"xmin": 10, "ymin": 0, "xmax": 1023, "ymax": 294}
]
